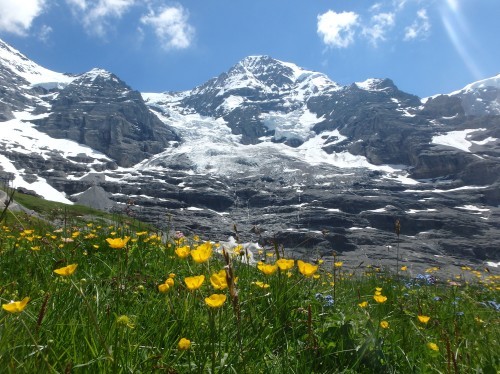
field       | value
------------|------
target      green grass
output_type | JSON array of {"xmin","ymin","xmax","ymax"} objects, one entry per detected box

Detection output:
[
  {"xmin": 0, "ymin": 199, "xmax": 499, "ymax": 373},
  {"xmin": 2, "ymin": 187, "xmax": 153, "ymax": 232}
]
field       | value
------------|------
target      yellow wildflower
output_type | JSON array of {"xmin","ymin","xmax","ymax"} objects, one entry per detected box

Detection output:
[
  {"xmin": 401, "ymin": 266, "xmax": 407, "ymax": 271},
  {"xmin": 252, "ymin": 281, "xmax": 270, "ymax": 288},
  {"xmin": 297, "ymin": 260, "xmax": 318, "ymax": 277},
  {"xmin": 210, "ymin": 269, "xmax": 228, "ymax": 290},
  {"xmin": 191, "ymin": 242, "xmax": 213, "ymax": 263},
  {"xmin": 175, "ymin": 245, "xmax": 191, "ymax": 259},
  {"xmin": 276, "ymin": 258, "xmax": 295, "ymax": 271},
  {"xmin": 427, "ymin": 342, "xmax": 439, "ymax": 352},
  {"xmin": 184, "ymin": 275, "xmax": 205, "ymax": 291},
  {"xmin": 358, "ymin": 301, "xmax": 368, "ymax": 308},
  {"xmin": 106, "ymin": 236, "xmax": 130, "ymax": 249},
  {"xmin": 258, "ymin": 263, "xmax": 278, "ymax": 276},
  {"xmin": 166, "ymin": 278, "xmax": 174, "ymax": 287},
  {"xmin": 158, "ymin": 283, "xmax": 170, "ymax": 293},
  {"xmin": 418, "ymin": 315, "xmax": 430, "ymax": 324},
  {"xmin": 54, "ymin": 263, "xmax": 78, "ymax": 276},
  {"xmin": 2, "ymin": 297, "xmax": 30, "ymax": 313},
  {"xmin": 380, "ymin": 320, "xmax": 389, "ymax": 329},
  {"xmin": 334, "ymin": 261, "xmax": 343, "ymax": 268},
  {"xmin": 373, "ymin": 295, "xmax": 387, "ymax": 303},
  {"xmin": 178, "ymin": 338, "xmax": 191, "ymax": 350},
  {"xmin": 205, "ymin": 294, "xmax": 227, "ymax": 308}
]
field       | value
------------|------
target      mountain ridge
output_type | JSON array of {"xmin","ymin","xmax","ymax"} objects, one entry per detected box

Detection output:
[{"xmin": 1, "ymin": 37, "xmax": 499, "ymax": 275}]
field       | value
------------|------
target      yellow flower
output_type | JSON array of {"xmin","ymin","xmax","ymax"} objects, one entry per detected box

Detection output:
[
  {"xmin": 427, "ymin": 342, "xmax": 439, "ymax": 352},
  {"xmin": 184, "ymin": 275, "xmax": 205, "ymax": 291},
  {"xmin": 158, "ymin": 283, "xmax": 170, "ymax": 293},
  {"xmin": 375, "ymin": 287, "xmax": 383, "ymax": 292},
  {"xmin": 252, "ymin": 281, "xmax": 270, "ymax": 289},
  {"xmin": 166, "ymin": 278, "xmax": 174, "ymax": 287},
  {"xmin": 334, "ymin": 261, "xmax": 343, "ymax": 268},
  {"xmin": 2, "ymin": 297, "xmax": 30, "ymax": 313},
  {"xmin": 178, "ymin": 338, "xmax": 191, "ymax": 350},
  {"xmin": 258, "ymin": 263, "xmax": 278, "ymax": 275},
  {"xmin": 418, "ymin": 315, "xmax": 431, "ymax": 324},
  {"xmin": 205, "ymin": 294, "xmax": 227, "ymax": 308},
  {"xmin": 297, "ymin": 260, "xmax": 318, "ymax": 277},
  {"xmin": 358, "ymin": 301, "xmax": 368, "ymax": 308},
  {"xmin": 276, "ymin": 258, "xmax": 295, "ymax": 271},
  {"xmin": 106, "ymin": 236, "xmax": 130, "ymax": 249},
  {"xmin": 54, "ymin": 263, "xmax": 78, "ymax": 276},
  {"xmin": 175, "ymin": 246, "xmax": 191, "ymax": 259},
  {"xmin": 210, "ymin": 269, "xmax": 228, "ymax": 290},
  {"xmin": 191, "ymin": 242, "xmax": 213, "ymax": 263},
  {"xmin": 31, "ymin": 246, "xmax": 40, "ymax": 251},
  {"xmin": 374, "ymin": 291, "xmax": 382, "ymax": 296},
  {"xmin": 380, "ymin": 320, "xmax": 389, "ymax": 329},
  {"xmin": 401, "ymin": 266, "xmax": 408, "ymax": 271},
  {"xmin": 373, "ymin": 295, "xmax": 387, "ymax": 303},
  {"xmin": 169, "ymin": 273, "xmax": 176, "ymax": 278}
]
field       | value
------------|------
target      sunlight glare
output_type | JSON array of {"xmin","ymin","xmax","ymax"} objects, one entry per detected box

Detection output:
[{"xmin": 441, "ymin": 0, "xmax": 482, "ymax": 80}]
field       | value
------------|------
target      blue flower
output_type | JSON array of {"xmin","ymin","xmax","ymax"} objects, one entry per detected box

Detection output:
[
  {"xmin": 486, "ymin": 300, "xmax": 500, "ymax": 311},
  {"xmin": 323, "ymin": 295, "xmax": 334, "ymax": 307}
]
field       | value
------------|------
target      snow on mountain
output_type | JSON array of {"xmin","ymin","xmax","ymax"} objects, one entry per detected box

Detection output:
[
  {"xmin": 355, "ymin": 78, "xmax": 386, "ymax": 91},
  {"xmin": 0, "ymin": 110, "xmax": 112, "ymax": 203},
  {"xmin": 0, "ymin": 39, "xmax": 74, "ymax": 89},
  {"xmin": 451, "ymin": 73, "xmax": 500, "ymax": 95},
  {"xmin": 432, "ymin": 128, "xmax": 487, "ymax": 153}
]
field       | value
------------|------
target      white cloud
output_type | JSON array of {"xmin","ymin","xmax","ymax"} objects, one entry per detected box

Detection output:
[
  {"xmin": 317, "ymin": 10, "xmax": 359, "ymax": 48},
  {"xmin": 0, "ymin": 0, "xmax": 47, "ymax": 36},
  {"xmin": 404, "ymin": 9, "xmax": 431, "ymax": 40},
  {"xmin": 363, "ymin": 12, "xmax": 395, "ymax": 46},
  {"xmin": 140, "ymin": 5, "xmax": 194, "ymax": 50},
  {"xmin": 65, "ymin": 0, "xmax": 136, "ymax": 38},
  {"xmin": 38, "ymin": 24, "xmax": 53, "ymax": 42}
]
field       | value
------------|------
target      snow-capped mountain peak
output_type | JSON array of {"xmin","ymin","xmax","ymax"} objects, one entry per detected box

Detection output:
[
  {"xmin": 451, "ymin": 73, "xmax": 500, "ymax": 95},
  {"xmin": 0, "ymin": 38, "xmax": 74, "ymax": 89}
]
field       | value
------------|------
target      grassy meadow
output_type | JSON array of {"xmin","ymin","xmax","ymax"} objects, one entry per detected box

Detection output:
[{"xmin": 0, "ymin": 195, "xmax": 499, "ymax": 373}]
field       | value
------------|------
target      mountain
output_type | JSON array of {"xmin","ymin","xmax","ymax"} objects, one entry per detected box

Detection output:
[{"xmin": 1, "ymin": 38, "xmax": 499, "ymax": 275}]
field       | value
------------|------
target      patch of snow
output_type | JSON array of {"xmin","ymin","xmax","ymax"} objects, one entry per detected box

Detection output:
[
  {"xmin": 0, "ymin": 154, "xmax": 73, "ymax": 204},
  {"xmin": 471, "ymin": 137, "xmax": 498, "ymax": 145},
  {"xmin": 219, "ymin": 95, "xmax": 245, "ymax": 113},
  {"xmin": 456, "ymin": 205, "xmax": 490, "ymax": 212},
  {"xmin": 450, "ymin": 73, "xmax": 500, "ymax": 95},
  {"xmin": 432, "ymin": 129, "xmax": 486, "ymax": 153},
  {"xmin": 355, "ymin": 78, "xmax": 386, "ymax": 91},
  {"xmin": 1, "ymin": 115, "xmax": 112, "ymax": 165},
  {"xmin": 407, "ymin": 209, "xmax": 437, "ymax": 214},
  {"xmin": 0, "ymin": 40, "xmax": 75, "ymax": 88},
  {"xmin": 261, "ymin": 108, "xmax": 323, "ymax": 142}
]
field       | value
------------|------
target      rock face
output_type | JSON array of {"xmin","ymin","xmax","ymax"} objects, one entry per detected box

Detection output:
[
  {"xmin": 1, "ymin": 39, "xmax": 500, "ymax": 276},
  {"xmin": 33, "ymin": 69, "xmax": 179, "ymax": 167}
]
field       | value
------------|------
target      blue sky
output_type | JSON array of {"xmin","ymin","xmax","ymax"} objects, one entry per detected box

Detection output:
[{"xmin": 0, "ymin": 0, "xmax": 498, "ymax": 98}]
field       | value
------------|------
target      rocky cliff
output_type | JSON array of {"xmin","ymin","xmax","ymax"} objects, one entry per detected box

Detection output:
[{"xmin": 1, "ymin": 39, "xmax": 499, "ymax": 275}]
